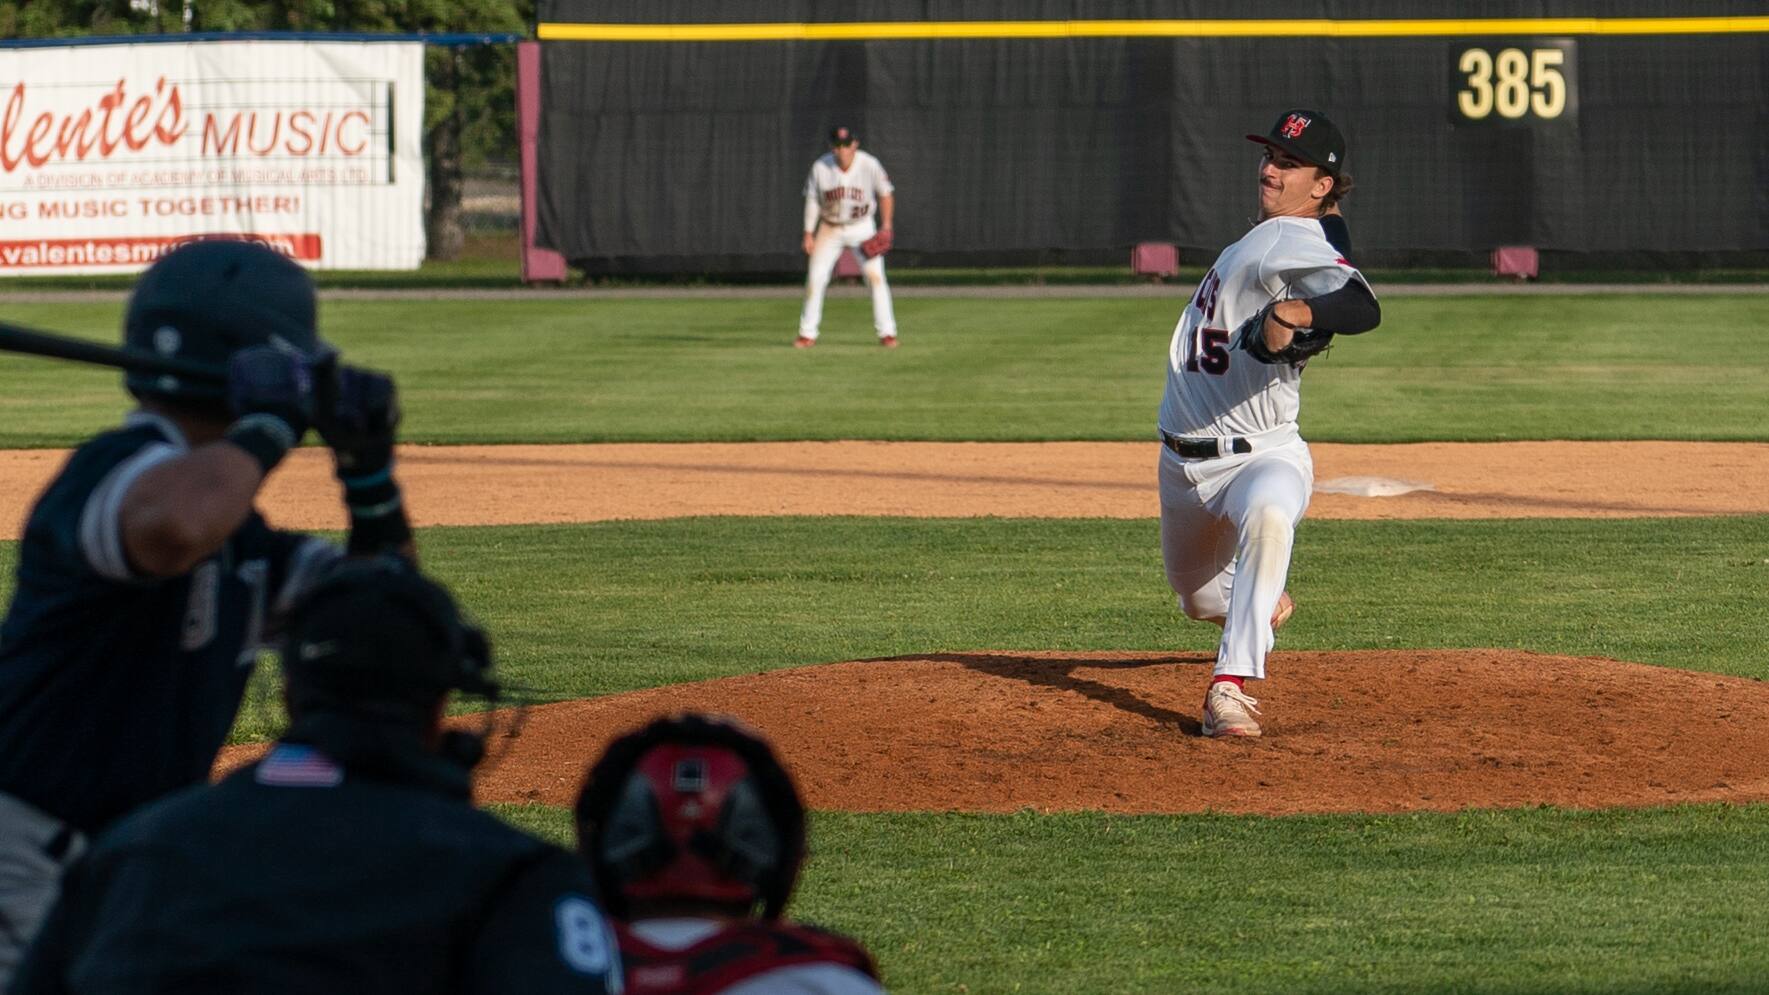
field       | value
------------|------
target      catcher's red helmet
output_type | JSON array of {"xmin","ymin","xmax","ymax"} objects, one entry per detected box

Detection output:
[{"xmin": 574, "ymin": 714, "xmax": 806, "ymax": 919}]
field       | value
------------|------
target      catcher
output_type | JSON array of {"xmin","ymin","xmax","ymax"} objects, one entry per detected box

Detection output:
[
  {"xmin": 1155, "ymin": 109, "xmax": 1382, "ymax": 738},
  {"xmin": 795, "ymin": 125, "xmax": 900, "ymax": 349},
  {"xmin": 574, "ymin": 713, "xmax": 885, "ymax": 994}
]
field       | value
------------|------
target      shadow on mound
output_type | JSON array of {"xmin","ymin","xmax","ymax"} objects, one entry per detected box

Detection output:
[
  {"xmin": 921, "ymin": 651, "xmax": 1211, "ymax": 734},
  {"xmin": 218, "ymin": 649, "xmax": 1769, "ymax": 816}
]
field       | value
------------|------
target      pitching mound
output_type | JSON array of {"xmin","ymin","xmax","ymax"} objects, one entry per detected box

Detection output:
[{"xmin": 400, "ymin": 649, "xmax": 1764, "ymax": 816}]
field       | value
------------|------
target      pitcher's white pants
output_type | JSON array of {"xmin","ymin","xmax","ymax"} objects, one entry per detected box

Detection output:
[
  {"xmin": 798, "ymin": 219, "xmax": 897, "ymax": 341},
  {"xmin": 1157, "ymin": 434, "xmax": 1313, "ymax": 680}
]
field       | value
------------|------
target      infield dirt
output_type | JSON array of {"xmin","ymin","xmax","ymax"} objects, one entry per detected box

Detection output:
[
  {"xmin": 61, "ymin": 438, "xmax": 1753, "ymax": 815},
  {"xmin": 4, "ymin": 440, "xmax": 1765, "ymax": 537}
]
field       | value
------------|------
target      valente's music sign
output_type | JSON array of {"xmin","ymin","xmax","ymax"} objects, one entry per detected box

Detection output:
[{"xmin": 0, "ymin": 39, "xmax": 424, "ymax": 273}]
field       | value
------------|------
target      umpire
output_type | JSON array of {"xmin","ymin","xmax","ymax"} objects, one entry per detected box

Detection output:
[
  {"xmin": 0, "ymin": 239, "xmax": 414, "ymax": 984},
  {"xmin": 13, "ymin": 558, "xmax": 623, "ymax": 994}
]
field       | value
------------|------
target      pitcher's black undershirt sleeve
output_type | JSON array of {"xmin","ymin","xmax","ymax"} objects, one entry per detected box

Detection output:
[{"xmin": 1306, "ymin": 280, "xmax": 1381, "ymax": 335}]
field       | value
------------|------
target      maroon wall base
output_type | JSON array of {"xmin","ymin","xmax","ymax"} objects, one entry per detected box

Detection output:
[{"xmin": 518, "ymin": 41, "xmax": 568, "ymax": 283}]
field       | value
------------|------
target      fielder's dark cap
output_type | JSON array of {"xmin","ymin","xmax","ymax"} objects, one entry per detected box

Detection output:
[
  {"xmin": 828, "ymin": 126, "xmax": 858, "ymax": 146},
  {"xmin": 1247, "ymin": 109, "xmax": 1346, "ymax": 176},
  {"xmin": 281, "ymin": 557, "xmax": 497, "ymax": 719}
]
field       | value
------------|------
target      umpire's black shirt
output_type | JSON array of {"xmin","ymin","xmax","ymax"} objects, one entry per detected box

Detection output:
[{"xmin": 13, "ymin": 714, "xmax": 622, "ymax": 995}]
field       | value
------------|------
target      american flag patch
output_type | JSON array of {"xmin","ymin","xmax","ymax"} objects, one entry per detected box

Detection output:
[{"xmin": 255, "ymin": 745, "xmax": 344, "ymax": 788}]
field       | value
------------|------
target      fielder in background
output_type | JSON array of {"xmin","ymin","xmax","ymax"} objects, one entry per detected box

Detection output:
[
  {"xmin": 575, "ymin": 713, "xmax": 885, "ymax": 994},
  {"xmin": 13, "ymin": 558, "xmax": 623, "ymax": 994},
  {"xmin": 796, "ymin": 125, "xmax": 900, "ymax": 349},
  {"xmin": 1156, "ymin": 110, "xmax": 1382, "ymax": 738},
  {"xmin": 0, "ymin": 239, "xmax": 413, "ymax": 985}
]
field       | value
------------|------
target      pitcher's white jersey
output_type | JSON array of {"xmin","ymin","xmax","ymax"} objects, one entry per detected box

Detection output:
[
  {"xmin": 1157, "ymin": 216, "xmax": 1373, "ymax": 438},
  {"xmin": 804, "ymin": 151, "xmax": 893, "ymax": 227}
]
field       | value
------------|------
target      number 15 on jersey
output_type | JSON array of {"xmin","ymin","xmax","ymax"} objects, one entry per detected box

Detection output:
[{"xmin": 1183, "ymin": 269, "xmax": 1231, "ymax": 375}]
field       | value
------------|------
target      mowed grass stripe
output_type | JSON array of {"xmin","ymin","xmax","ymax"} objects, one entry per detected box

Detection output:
[
  {"xmin": 500, "ymin": 803, "xmax": 1769, "ymax": 995},
  {"xmin": 0, "ymin": 295, "xmax": 1763, "ymax": 446},
  {"xmin": 407, "ymin": 515, "xmax": 1769, "ymax": 693},
  {"xmin": 1, "ymin": 515, "xmax": 1756, "ymax": 741}
]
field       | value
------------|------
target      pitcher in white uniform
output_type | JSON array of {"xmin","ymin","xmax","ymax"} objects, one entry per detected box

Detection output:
[
  {"xmin": 796, "ymin": 126, "xmax": 899, "ymax": 348},
  {"xmin": 1157, "ymin": 109, "xmax": 1383, "ymax": 738}
]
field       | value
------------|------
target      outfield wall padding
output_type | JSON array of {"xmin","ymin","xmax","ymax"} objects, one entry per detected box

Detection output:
[{"xmin": 535, "ymin": 2, "xmax": 1768, "ymax": 273}]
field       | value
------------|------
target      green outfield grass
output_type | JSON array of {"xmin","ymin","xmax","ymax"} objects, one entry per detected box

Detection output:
[
  {"xmin": 0, "ymin": 294, "xmax": 1764, "ymax": 446},
  {"xmin": 408, "ymin": 515, "xmax": 1765, "ymax": 701},
  {"xmin": 497, "ymin": 803, "xmax": 1769, "ymax": 995}
]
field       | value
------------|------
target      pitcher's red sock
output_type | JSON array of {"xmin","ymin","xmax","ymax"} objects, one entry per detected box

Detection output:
[{"xmin": 1211, "ymin": 675, "xmax": 1244, "ymax": 691}]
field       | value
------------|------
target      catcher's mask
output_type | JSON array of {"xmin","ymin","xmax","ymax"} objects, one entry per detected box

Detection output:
[
  {"xmin": 123, "ymin": 238, "xmax": 330, "ymax": 411},
  {"xmin": 574, "ymin": 714, "xmax": 806, "ymax": 919},
  {"xmin": 280, "ymin": 556, "xmax": 497, "ymax": 764}
]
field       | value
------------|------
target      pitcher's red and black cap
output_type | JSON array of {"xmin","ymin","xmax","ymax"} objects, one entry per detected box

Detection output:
[{"xmin": 1247, "ymin": 109, "xmax": 1345, "ymax": 176}]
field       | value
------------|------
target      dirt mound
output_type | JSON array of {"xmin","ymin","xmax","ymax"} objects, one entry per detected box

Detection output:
[{"xmin": 220, "ymin": 649, "xmax": 1769, "ymax": 815}]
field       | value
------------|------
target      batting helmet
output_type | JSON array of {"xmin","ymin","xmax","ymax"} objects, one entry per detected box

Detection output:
[
  {"xmin": 123, "ymin": 238, "xmax": 328, "ymax": 406},
  {"xmin": 280, "ymin": 556, "xmax": 497, "ymax": 729},
  {"xmin": 574, "ymin": 714, "xmax": 806, "ymax": 920}
]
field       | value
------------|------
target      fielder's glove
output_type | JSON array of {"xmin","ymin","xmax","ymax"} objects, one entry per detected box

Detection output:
[
  {"xmin": 1234, "ymin": 301, "xmax": 1334, "ymax": 365},
  {"xmin": 860, "ymin": 229, "xmax": 893, "ymax": 259}
]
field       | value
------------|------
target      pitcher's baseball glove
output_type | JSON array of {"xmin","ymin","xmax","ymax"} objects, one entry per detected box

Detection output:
[
  {"xmin": 860, "ymin": 229, "xmax": 893, "ymax": 258},
  {"xmin": 1234, "ymin": 302, "xmax": 1334, "ymax": 365}
]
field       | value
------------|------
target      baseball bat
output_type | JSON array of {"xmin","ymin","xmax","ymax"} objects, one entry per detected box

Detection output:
[{"xmin": 0, "ymin": 320, "xmax": 226, "ymax": 384}]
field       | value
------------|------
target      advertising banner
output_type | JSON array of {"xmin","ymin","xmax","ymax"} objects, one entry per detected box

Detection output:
[{"xmin": 0, "ymin": 39, "xmax": 425, "ymax": 275}]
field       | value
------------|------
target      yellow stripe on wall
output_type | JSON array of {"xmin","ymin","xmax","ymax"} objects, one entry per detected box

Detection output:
[{"xmin": 537, "ymin": 16, "xmax": 1769, "ymax": 42}]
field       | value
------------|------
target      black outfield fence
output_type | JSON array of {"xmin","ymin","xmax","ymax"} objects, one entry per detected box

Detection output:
[{"xmin": 534, "ymin": 2, "xmax": 1768, "ymax": 274}]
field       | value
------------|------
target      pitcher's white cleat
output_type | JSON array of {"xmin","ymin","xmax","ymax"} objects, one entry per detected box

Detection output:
[{"xmin": 1202, "ymin": 682, "xmax": 1263, "ymax": 738}]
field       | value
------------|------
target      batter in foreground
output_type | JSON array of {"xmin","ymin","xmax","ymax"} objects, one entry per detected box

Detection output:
[{"xmin": 1157, "ymin": 109, "xmax": 1382, "ymax": 738}]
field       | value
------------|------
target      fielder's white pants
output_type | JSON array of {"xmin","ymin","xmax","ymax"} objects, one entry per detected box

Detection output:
[
  {"xmin": 1157, "ymin": 432, "xmax": 1313, "ymax": 680},
  {"xmin": 799, "ymin": 218, "xmax": 897, "ymax": 340}
]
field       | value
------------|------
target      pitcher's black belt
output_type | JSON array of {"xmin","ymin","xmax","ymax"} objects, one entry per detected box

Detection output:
[{"xmin": 1162, "ymin": 432, "xmax": 1252, "ymax": 459}]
